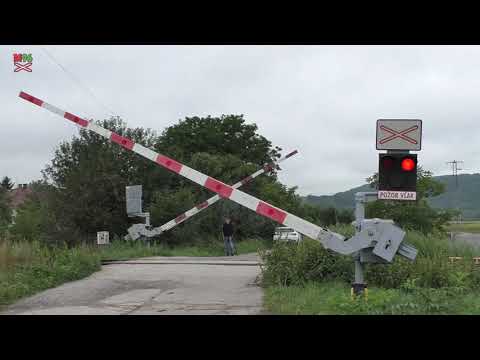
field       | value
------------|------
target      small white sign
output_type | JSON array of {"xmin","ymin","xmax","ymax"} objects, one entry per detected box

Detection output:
[
  {"xmin": 378, "ymin": 191, "xmax": 417, "ymax": 201},
  {"xmin": 97, "ymin": 231, "xmax": 110, "ymax": 245},
  {"xmin": 376, "ymin": 119, "xmax": 422, "ymax": 151}
]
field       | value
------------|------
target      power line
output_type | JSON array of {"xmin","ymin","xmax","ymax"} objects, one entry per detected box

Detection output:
[{"xmin": 40, "ymin": 47, "xmax": 118, "ymax": 119}]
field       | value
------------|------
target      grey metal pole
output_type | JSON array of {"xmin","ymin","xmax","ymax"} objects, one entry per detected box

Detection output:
[
  {"xmin": 352, "ymin": 191, "xmax": 378, "ymax": 297},
  {"xmin": 354, "ymin": 193, "xmax": 365, "ymax": 232},
  {"xmin": 353, "ymin": 192, "xmax": 365, "ymax": 297},
  {"xmin": 354, "ymin": 260, "xmax": 364, "ymax": 284}
]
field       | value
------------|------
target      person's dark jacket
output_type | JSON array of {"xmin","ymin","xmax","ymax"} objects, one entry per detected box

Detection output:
[{"xmin": 223, "ymin": 223, "xmax": 234, "ymax": 236}]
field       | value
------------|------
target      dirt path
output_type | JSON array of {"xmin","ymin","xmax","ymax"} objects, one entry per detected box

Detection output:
[{"xmin": 2, "ymin": 253, "xmax": 264, "ymax": 315}]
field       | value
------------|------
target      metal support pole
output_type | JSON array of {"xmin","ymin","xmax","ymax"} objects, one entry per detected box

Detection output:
[
  {"xmin": 353, "ymin": 193, "xmax": 366, "ymax": 297},
  {"xmin": 352, "ymin": 192, "xmax": 377, "ymax": 298},
  {"xmin": 143, "ymin": 213, "xmax": 151, "ymax": 247},
  {"xmin": 354, "ymin": 260, "xmax": 364, "ymax": 284},
  {"xmin": 354, "ymin": 193, "xmax": 365, "ymax": 232}
]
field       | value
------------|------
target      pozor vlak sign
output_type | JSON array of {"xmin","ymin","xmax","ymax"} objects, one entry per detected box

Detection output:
[{"xmin": 376, "ymin": 119, "xmax": 422, "ymax": 201}]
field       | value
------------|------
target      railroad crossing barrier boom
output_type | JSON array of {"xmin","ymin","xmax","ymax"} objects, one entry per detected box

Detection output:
[
  {"xmin": 126, "ymin": 149, "xmax": 298, "ymax": 240},
  {"xmin": 18, "ymin": 91, "xmax": 418, "ymax": 264}
]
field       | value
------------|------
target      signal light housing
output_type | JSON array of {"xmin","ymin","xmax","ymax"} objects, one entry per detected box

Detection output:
[{"xmin": 379, "ymin": 153, "xmax": 417, "ymax": 192}]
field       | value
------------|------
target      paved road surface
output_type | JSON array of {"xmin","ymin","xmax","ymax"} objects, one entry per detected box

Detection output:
[
  {"xmin": 450, "ymin": 232, "xmax": 480, "ymax": 249},
  {"xmin": 2, "ymin": 253, "xmax": 264, "ymax": 315}
]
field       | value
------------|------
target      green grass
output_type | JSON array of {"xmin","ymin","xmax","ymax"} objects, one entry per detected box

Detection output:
[
  {"xmin": 98, "ymin": 238, "xmax": 267, "ymax": 260},
  {"xmin": 260, "ymin": 228, "xmax": 480, "ymax": 314},
  {"xmin": 0, "ymin": 241, "xmax": 101, "ymax": 309},
  {"xmin": 445, "ymin": 221, "xmax": 480, "ymax": 234},
  {"xmin": 405, "ymin": 229, "xmax": 479, "ymax": 258},
  {"xmin": 264, "ymin": 281, "xmax": 480, "ymax": 315},
  {"xmin": 0, "ymin": 237, "xmax": 267, "ymax": 310}
]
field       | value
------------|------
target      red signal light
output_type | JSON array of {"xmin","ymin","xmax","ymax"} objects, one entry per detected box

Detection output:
[{"xmin": 401, "ymin": 157, "xmax": 415, "ymax": 171}]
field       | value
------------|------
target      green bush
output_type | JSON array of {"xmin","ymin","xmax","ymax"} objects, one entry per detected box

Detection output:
[
  {"xmin": 260, "ymin": 227, "xmax": 480, "ymax": 290},
  {"xmin": 0, "ymin": 240, "xmax": 100, "ymax": 308},
  {"xmin": 0, "ymin": 188, "xmax": 11, "ymax": 227},
  {"xmin": 260, "ymin": 240, "xmax": 353, "ymax": 287}
]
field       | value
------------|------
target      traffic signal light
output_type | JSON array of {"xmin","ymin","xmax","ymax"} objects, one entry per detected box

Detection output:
[{"xmin": 378, "ymin": 153, "xmax": 417, "ymax": 192}]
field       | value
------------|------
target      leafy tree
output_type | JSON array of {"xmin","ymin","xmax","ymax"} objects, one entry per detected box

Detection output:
[
  {"xmin": 40, "ymin": 115, "xmax": 292, "ymax": 245},
  {"xmin": 293, "ymin": 203, "xmax": 356, "ymax": 228},
  {"xmin": 9, "ymin": 181, "xmax": 65, "ymax": 245},
  {"xmin": 10, "ymin": 191, "xmax": 44, "ymax": 242},
  {"xmin": 0, "ymin": 186, "xmax": 11, "ymax": 227},
  {"xmin": 156, "ymin": 115, "xmax": 281, "ymax": 169},
  {"xmin": 318, "ymin": 207, "xmax": 337, "ymax": 226},
  {"xmin": 42, "ymin": 117, "xmax": 166, "ymax": 241},
  {"xmin": 149, "ymin": 151, "xmax": 303, "ymax": 244},
  {"xmin": 337, "ymin": 209, "xmax": 355, "ymax": 224},
  {"xmin": 1, "ymin": 176, "xmax": 14, "ymax": 190},
  {"xmin": 365, "ymin": 167, "xmax": 455, "ymax": 233}
]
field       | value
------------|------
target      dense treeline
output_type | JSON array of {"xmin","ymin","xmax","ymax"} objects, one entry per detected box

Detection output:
[
  {"xmin": 0, "ymin": 182, "xmax": 11, "ymax": 227},
  {"xmin": 1, "ymin": 115, "xmax": 353, "ymax": 246}
]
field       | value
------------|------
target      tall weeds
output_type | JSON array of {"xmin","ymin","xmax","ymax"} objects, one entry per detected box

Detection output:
[
  {"xmin": 0, "ymin": 237, "xmax": 101, "ymax": 308},
  {"xmin": 260, "ymin": 227, "xmax": 480, "ymax": 290}
]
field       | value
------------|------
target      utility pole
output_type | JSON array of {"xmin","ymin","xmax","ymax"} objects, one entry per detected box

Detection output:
[
  {"xmin": 446, "ymin": 160, "xmax": 464, "ymax": 188},
  {"xmin": 446, "ymin": 160, "xmax": 464, "ymax": 223}
]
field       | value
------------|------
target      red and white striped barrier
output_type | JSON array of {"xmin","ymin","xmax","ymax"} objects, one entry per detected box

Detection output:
[
  {"xmin": 154, "ymin": 149, "xmax": 298, "ymax": 235},
  {"xmin": 18, "ymin": 91, "xmax": 339, "ymax": 243}
]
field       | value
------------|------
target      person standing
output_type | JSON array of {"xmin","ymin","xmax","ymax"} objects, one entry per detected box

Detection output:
[{"xmin": 222, "ymin": 217, "xmax": 236, "ymax": 256}]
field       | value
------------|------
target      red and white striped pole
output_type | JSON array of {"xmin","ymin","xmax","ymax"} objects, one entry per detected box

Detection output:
[
  {"xmin": 19, "ymin": 91, "xmax": 342, "ymax": 245},
  {"xmin": 155, "ymin": 149, "xmax": 298, "ymax": 235}
]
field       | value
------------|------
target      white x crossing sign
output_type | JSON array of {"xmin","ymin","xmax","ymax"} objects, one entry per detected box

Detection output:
[{"xmin": 376, "ymin": 119, "xmax": 422, "ymax": 151}]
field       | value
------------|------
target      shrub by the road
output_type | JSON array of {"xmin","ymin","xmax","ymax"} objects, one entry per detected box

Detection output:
[
  {"xmin": 260, "ymin": 226, "xmax": 480, "ymax": 291},
  {"xmin": 261, "ymin": 226, "xmax": 480, "ymax": 314},
  {"xmin": 259, "ymin": 237, "xmax": 352, "ymax": 287},
  {"xmin": 0, "ymin": 239, "xmax": 101, "ymax": 308}
]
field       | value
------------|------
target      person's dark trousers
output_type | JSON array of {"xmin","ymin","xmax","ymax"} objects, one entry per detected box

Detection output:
[{"xmin": 224, "ymin": 235, "xmax": 235, "ymax": 256}]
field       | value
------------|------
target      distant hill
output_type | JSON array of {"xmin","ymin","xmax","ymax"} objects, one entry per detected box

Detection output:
[
  {"xmin": 304, "ymin": 173, "xmax": 480, "ymax": 219},
  {"xmin": 304, "ymin": 184, "xmax": 372, "ymax": 210}
]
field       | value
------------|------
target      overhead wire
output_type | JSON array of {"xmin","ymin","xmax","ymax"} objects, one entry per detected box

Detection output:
[{"xmin": 40, "ymin": 46, "xmax": 119, "ymax": 121}]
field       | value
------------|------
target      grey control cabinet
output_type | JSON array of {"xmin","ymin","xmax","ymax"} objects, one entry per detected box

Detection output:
[{"xmin": 126, "ymin": 185, "xmax": 143, "ymax": 215}]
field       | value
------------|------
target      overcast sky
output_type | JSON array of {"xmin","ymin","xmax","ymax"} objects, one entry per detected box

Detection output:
[{"xmin": 1, "ymin": 45, "xmax": 479, "ymax": 196}]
